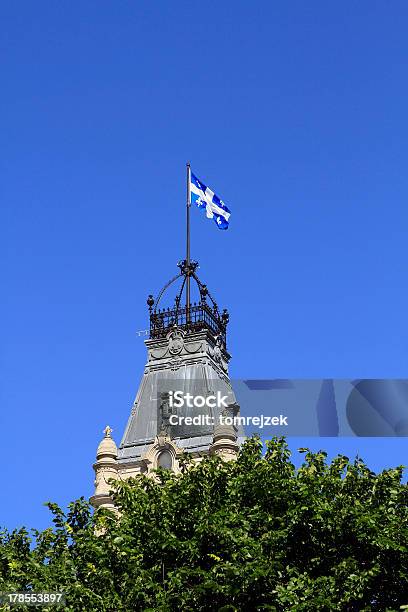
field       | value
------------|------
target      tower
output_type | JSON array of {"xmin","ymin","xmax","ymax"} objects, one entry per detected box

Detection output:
[
  {"xmin": 90, "ymin": 259, "xmax": 244, "ymax": 509},
  {"xmin": 91, "ymin": 164, "xmax": 242, "ymax": 509}
]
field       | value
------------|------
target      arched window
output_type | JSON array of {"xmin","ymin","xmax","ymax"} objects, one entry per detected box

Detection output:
[{"xmin": 157, "ymin": 450, "xmax": 172, "ymax": 470}]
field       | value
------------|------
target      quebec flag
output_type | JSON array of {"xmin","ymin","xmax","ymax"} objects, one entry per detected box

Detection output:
[{"xmin": 190, "ymin": 171, "xmax": 231, "ymax": 230}]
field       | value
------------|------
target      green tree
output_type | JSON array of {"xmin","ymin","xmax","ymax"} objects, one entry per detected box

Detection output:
[{"xmin": 0, "ymin": 437, "xmax": 407, "ymax": 611}]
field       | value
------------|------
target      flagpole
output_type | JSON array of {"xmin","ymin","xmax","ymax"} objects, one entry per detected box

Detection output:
[{"xmin": 186, "ymin": 162, "xmax": 191, "ymax": 321}]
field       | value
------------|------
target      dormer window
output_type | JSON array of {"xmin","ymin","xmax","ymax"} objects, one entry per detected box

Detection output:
[{"xmin": 157, "ymin": 450, "xmax": 172, "ymax": 470}]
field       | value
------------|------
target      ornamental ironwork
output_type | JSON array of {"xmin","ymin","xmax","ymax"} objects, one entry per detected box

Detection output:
[{"xmin": 147, "ymin": 260, "xmax": 229, "ymax": 346}]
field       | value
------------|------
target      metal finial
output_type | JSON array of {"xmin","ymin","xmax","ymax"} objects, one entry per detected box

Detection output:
[
  {"xmin": 222, "ymin": 309, "xmax": 229, "ymax": 325},
  {"xmin": 147, "ymin": 294, "xmax": 155, "ymax": 312},
  {"xmin": 200, "ymin": 284, "xmax": 208, "ymax": 303}
]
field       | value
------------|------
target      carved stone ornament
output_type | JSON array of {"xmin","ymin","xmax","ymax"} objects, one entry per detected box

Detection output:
[
  {"xmin": 141, "ymin": 435, "xmax": 183, "ymax": 474},
  {"xmin": 209, "ymin": 335, "xmax": 228, "ymax": 372},
  {"xmin": 168, "ymin": 328, "xmax": 184, "ymax": 355},
  {"xmin": 184, "ymin": 340, "xmax": 203, "ymax": 354},
  {"xmin": 159, "ymin": 392, "xmax": 172, "ymax": 435},
  {"xmin": 170, "ymin": 358, "xmax": 182, "ymax": 371}
]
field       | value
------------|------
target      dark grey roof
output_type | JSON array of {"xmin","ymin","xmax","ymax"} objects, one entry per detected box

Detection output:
[{"xmin": 117, "ymin": 329, "xmax": 243, "ymax": 464}]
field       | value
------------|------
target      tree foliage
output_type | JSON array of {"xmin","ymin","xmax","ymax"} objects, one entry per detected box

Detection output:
[{"xmin": 1, "ymin": 437, "xmax": 407, "ymax": 611}]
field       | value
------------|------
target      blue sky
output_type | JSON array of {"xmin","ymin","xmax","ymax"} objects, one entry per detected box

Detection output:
[{"xmin": 1, "ymin": 1, "xmax": 408, "ymax": 531}]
